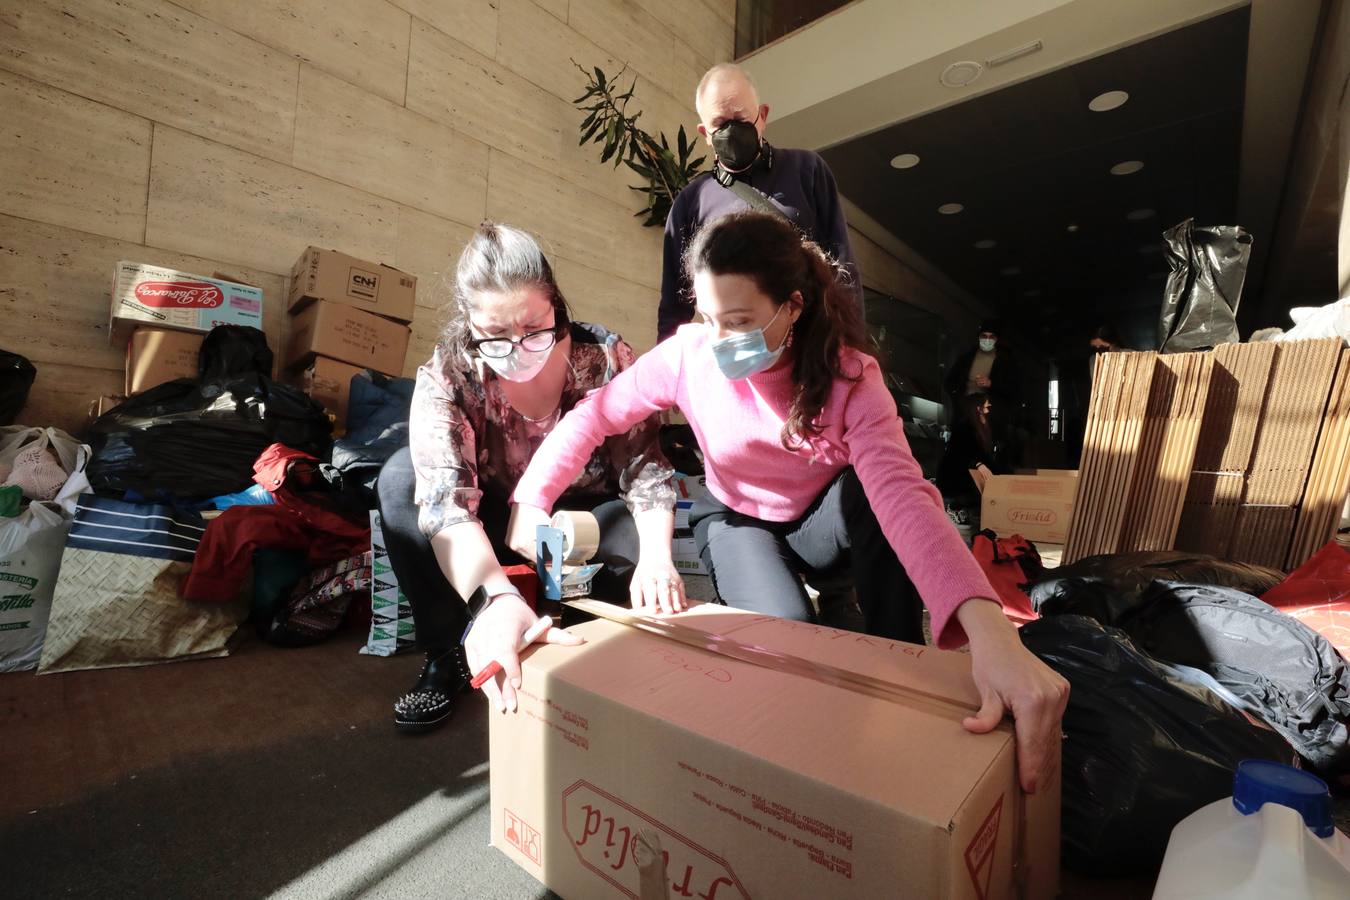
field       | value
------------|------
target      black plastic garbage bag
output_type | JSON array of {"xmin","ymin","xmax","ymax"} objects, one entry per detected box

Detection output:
[
  {"xmin": 1158, "ymin": 218, "xmax": 1252, "ymax": 353},
  {"xmin": 1118, "ymin": 582, "xmax": 1350, "ymax": 775},
  {"xmin": 85, "ymin": 373, "xmax": 331, "ymax": 501},
  {"xmin": 1021, "ymin": 615, "xmax": 1298, "ymax": 875},
  {"xmin": 198, "ymin": 325, "xmax": 274, "ymax": 379},
  {"xmin": 0, "ymin": 349, "xmax": 37, "ymax": 425},
  {"xmin": 1029, "ymin": 550, "xmax": 1283, "ymax": 623}
]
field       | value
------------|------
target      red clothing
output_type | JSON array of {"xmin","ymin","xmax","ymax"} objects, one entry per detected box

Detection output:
[{"xmin": 182, "ymin": 445, "xmax": 370, "ymax": 603}]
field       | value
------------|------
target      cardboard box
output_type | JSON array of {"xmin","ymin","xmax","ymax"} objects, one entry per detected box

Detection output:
[
  {"xmin": 295, "ymin": 355, "xmax": 366, "ymax": 429},
  {"xmin": 672, "ymin": 535, "xmax": 709, "ymax": 576},
  {"xmin": 110, "ymin": 262, "xmax": 263, "ymax": 345},
  {"xmin": 490, "ymin": 602, "xmax": 1059, "ymax": 900},
  {"xmin": 284, "ymin": 300, "xmax": 410, "ymax": 375},
  {"xmin": 289, "ymin": 247, "xmax": 416, "ymax": 323},
  {"xmin": 125, "ymin": 327, "xmax": 204, "ymax": 395},
  {"xmin": 972, "ymin": 468, "xmax": 1078, "ymax": 545}
]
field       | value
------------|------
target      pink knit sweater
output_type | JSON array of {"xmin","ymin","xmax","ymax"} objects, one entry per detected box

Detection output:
[{"xmin": 512, "ymin": 325, "xmax": 997, "ymax": 648}]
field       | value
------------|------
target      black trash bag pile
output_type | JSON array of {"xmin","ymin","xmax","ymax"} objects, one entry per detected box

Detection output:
[
  {"xmin": 1118, "ymin": 582, "xmax": 1350, "ymax": 776},
  {"xmin": 0, "ymin": 349, "xmax": 36, "ymax": 425},
  {"xmin": 85, "ymin": 328, "xmax": 331, "ymax": 502},
  {"xmin": 1029, "ymin": 550, "xmax": 1284, "ymax": 624},
  {"xmin": 1158, "ymin": 218, "xmax": 1252, "ymax": 353},
  {"xmin": 1021, "ymin": 615, "xmax": 1298, "ymax": 875}
]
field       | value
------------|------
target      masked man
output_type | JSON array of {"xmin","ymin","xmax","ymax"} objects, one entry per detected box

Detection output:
[{"xmin": 658, "ymin": 63, "xmax": 861, "ymax": 341}]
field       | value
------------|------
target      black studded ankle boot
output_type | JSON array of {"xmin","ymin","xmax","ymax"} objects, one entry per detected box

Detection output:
[{"xmin": 393, "ymin": 646, "xmax": 468, "ymax": 733}]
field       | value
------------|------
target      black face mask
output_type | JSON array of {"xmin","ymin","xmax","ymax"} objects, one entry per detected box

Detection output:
[{"xmin": 711, "ymin": 119, "xmax": 762, "ymax": 173}]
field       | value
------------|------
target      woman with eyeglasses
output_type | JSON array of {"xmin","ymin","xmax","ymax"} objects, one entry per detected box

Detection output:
[
  {"xmin": 498, "ymin": 211, "xmax": 1068, "ymax": 795},
  {"xmin": 378, "ymin": 222, "xmax": 677, "ymax": 733}
]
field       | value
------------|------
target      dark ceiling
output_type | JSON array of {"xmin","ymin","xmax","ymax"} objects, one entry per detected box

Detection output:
[{"xmin": 821, "ymin": 7, "xmax": 1251, "ymax": 352}]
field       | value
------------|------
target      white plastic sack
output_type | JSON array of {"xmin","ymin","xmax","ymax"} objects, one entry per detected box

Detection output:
[
  {"xmin": 0, "ymin": 426, "xmax": 91, "ymax": 672},
  {"xmin": 1277, "ymin": 297, "xmax": 1350, "ymax": 345}
]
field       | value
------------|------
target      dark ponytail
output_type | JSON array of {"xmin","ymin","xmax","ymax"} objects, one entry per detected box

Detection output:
[{"xmin": 684, "ymin": 211, "xmax": 872, "ymax": 449}]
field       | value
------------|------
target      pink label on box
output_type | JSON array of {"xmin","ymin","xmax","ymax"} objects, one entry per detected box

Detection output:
[{"xmin": 230, "ymin": 296, "xmax": 262, "ymax": 313}]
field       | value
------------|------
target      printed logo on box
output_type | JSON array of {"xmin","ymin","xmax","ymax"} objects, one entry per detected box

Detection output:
[
  {"xmin": 348, "ymin": 266, "xmax": 379, "ymax": 300},
  {"xmin": 964, "ymin": 795, "xmax": 1003, "ymax": 900},
  {"xmin": 1008, "ymin": 507, "xmax": 1057, "ymax": 526},
  {"xmin": 563, "ymin": 779, "xmax": 748, "ymax": 899},
  {"xmin": 133, "ymin": 280, "xmax": 224, "ymax": 309}
]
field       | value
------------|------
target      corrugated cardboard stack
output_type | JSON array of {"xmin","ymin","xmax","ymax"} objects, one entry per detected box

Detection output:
[
  {"xmin": 1067, "ymin": 339, "xmax": 1348, "ymax": 570},
  {"xmin": 282, "ymin": 247, "xmax": 416, "ymax": 428},
  {"xmin": 1178, "ymin": 338, "xmax": 1345, "ymax": 569}
]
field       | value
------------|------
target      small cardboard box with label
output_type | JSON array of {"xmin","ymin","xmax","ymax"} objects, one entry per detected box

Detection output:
[
  {"xmin": 284, "ymin": 300, "xmax": 410, "ymax": 375},
  {"xmin": 671, "ymin": 473, "xmax": 710, "ymax": 575},
  {"xmin": 490, "ymin": 601, "xmax": 1059, "ymax": 900},
  {"xmin": 289, "ymin": 247, "xmax": 417, "ymax": 324},
  {"xmin": 110, "ymin": 262, "xmax": 263, "ymax": 345},
  {"xmin": 971, "ymin": 468, "xmax": 1078, "ymax": 545},
  {"xmin": 125, "ymin": 327, "xmax": 204, "ymax": 395}
]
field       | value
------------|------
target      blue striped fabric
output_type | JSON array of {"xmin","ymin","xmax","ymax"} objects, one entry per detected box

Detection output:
[{"xmin": 66, "ymin": 495, "xmax": 205, "ymax": 563}]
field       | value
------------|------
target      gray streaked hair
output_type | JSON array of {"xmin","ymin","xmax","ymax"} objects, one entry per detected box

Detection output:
[
  {"xmin": 695, "ymin": 62, "xmax": 758, "ymax": 109},
  {"xmin": 436, "ymin": 222, "xmax": 571, "ymax": 370}
]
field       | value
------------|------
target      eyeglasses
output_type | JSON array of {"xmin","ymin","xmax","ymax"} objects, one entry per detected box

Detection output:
[{"xmin": 468, "ymin": 324, "xmax": 562, "ymax": 359}]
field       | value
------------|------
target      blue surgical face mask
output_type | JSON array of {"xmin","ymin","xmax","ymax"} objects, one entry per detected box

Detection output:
[{"xmin": 710, "ymin": 304, "xmax": 790, "ymax": 381}]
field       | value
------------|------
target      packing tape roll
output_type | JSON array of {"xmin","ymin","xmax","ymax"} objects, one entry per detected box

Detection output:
[{"xmin": 550, "ymin": 510, "xmax": 600, "ymax": 564}]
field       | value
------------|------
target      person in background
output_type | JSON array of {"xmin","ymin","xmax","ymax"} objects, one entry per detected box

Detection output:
[
  {"xmin": 658, "ymin": 63, "xmax": 861, "ymax": 341},
  {"xmin": 491, "ymin": 211, "xmax": 1068, "ymax": 795},
  {"xmin": 946, "ymin": 321, "xmax": 1021, "ymax": 462},
  {"xmin": 937, "ymin": 392, "xmax": 1005, "ymax": 507},
  {"xmin": 376, "ymin": 223, "xmax": 677, "ymax": 734},
  {"xmin": 1065, "ymin": 323, "xmax": 1124, "ymax": 466}
]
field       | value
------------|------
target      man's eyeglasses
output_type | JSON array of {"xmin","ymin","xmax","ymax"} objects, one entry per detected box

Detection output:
[{"xmin": 468, "ymin": 324, "xmax": 563, "ymax": 359}]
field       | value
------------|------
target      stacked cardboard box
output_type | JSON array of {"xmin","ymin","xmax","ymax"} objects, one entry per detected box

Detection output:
[
  {"xmin": 671, "ymin": 473, "xmax": 709, "ymax": 575},
  {"xmin": 1066, "ymin": 339, "xmax": 1348, "ymax": 570},
  {"xmin": 282, "ymin": 247, "xmax": 416, "ymax": 428},
  {"xmin": 107, "ymin": 263, "xmax": 267, "ymax": 401}
]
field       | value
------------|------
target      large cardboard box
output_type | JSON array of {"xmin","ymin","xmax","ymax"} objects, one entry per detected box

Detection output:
[
  {"xmin": 289, "ymin": 247, "xmax": 416, "ymax": 323},
  {"xmin": 294, "ymin": 355, "xmax": 365, "ymax": 429},
  {"xmin": 972, "ymin": 468, "xmax": 1078, "ymax": 545},
  {"xmin": 110, "ymin": 262, "xmax": 263, "ymax": 345},
  {"xmin": 125, "ymin": 327, "xmax": 203, "ymax": 395},
  {"xmin": 284, "ymin": 300, "xmax": 410, "ymax": 375},
  {"xmin": 490, "ymin": 602, "xmax": 1059, "ymax": 900}
]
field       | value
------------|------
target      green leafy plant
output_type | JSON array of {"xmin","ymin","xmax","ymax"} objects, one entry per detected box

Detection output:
[{"xmin": 572, "ymin": 63, "xmax": 707, "ymax": 227}]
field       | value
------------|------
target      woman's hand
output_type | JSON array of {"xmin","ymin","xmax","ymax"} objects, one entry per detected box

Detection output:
[
  {"xmin": 629, "ymin": 554, "xmax": 687, "ymax": 615},
  {"xmin": 956, "ymin": 599, "xmax": 1069, "ymax": 794},
  {"xmin": 464, "ymin": 592, "xmax": 583, "ymax": 713},
  {"xmin": 505, "ymin": 503, "xmax": 551, "ymax": 563}
]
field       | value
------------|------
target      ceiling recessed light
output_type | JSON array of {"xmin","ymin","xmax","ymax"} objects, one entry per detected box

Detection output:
[
  {"xmin": 890, "ymin": 153, "xmax": 920, "ymax": 169},
  {"xmin": 1000, "ymin": 266, "xmax": 1021, "ymax": 276},
  {"xmin": 937, "ymin": 202, "xmax": 965, "ymax": 215},
  {"xmin": 1066, "ymin": 223, "xmax": 1080, "ymax": 233},
  {"xmin": 1089, "ymin": 90, "xmax": 1130, "ymax": 112},
  {"xmin": 1111, "ymin": 160, "xmax": 1145, "ymax": 176},
  {"xmin": 940, "ymin": 60, "xmax": 983, "ymax": 88},
  {"xmin": 1126, "ymin": 208, "xmax": 1156, "ymax": 221},
  {"xmin": 973, "ymin": 239, "xmax": 997, "ymax": 249}
]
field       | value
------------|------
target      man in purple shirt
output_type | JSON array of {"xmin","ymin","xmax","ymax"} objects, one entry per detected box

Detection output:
[{"xmin": 659, "ymin": 63, "xmax": 862, "ymax": 341}]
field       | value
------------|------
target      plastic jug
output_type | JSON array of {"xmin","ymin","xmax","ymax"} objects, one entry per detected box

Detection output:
[{"xmin": 1153, "ymin": 760, "xmax": 1350, "ymax": 899}]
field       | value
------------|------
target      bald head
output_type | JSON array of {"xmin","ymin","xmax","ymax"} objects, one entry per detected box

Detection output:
[{"xmin": 694, "ymin": 63, "xmax": 769, "ymax": 146}]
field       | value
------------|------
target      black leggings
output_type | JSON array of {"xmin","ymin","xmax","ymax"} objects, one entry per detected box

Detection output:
[
  {"xmin": 375, "ymin": 447, "xmax": 641, "ymax": 649},
  {"xmin": 690, "ymin": 468, "xmax": 925, "ymax": 643}
]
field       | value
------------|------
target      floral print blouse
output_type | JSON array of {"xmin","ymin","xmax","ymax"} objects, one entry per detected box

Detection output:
[{"xmin": 410, "ymin": 322, "xmax": 676, "ymax": 539}]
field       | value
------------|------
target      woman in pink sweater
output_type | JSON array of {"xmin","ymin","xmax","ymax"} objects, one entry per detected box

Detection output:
[{"xmin": 478, "ymin": 211, "xmax": 1067, "ymax": 793}]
